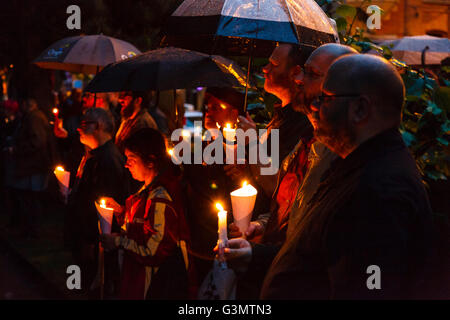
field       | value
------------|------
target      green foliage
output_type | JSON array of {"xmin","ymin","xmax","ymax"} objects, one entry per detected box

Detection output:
[{"xmin": 316, "ymin": 0, "xmax": 450, "ymax": 181}]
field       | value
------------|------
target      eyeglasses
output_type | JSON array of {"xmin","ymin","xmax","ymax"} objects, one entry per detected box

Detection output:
[
  {"xmin": 78, "ymin": 120, "xmax": 98, "ymax": 131},
  {"xmin": 301, "ymin": 68, "xmax": 324, "ymax": 79},
  {"xmin": 314, "ymin": 93, "xmax": 361, "ymax": 105}
]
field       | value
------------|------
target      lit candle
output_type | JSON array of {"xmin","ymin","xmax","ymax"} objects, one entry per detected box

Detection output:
[
  {"xmin": 95, "ymin": 198, "xmax": 114, "ymax": 234},
  {"xmin": 52, "ymin": 108, "xmax": 59, "ymax": 116},
  {"xmin": 54, "ymin": 165, "xmax": 70, "ymax": 189},
  {"xmin": 223, "ymin": 123, "xmax": 236, "ymax": 142},
  {"xmin": 216, "ymin": 202, "xmax": 228, "ymax": 243},
  {"xmin": 230, "ymin": 181, "xmax": 258, "ymax": 236},
  {"xmin": 54, "ymin": 165, "xmax": 70, "ymax": 203}
]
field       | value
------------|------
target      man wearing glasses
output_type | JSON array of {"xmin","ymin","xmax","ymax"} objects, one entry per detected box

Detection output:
[
  {"xmin": 260, "ymin": 54, "xmax": 434, "ymax": 299},
  {"xmin": 65, "ymin": 108, "xmax": 131, "ymax": 298}
]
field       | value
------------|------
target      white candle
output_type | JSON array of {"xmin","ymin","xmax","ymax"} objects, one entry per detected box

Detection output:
[
  {"xmin": 95, "ymin": 198, "xmax": 114, "ymax": 234},
  {"xmin": 223, "ymin": 123, "xmax": 236, "ymax": 142},
  {"xmin": 54, "ymin": 166, "xmax": 70, "ymax": 189},
  {"xmin": 216, "ymin": 202, "xmax": 228, "ymax": 243},
  {"xmin": 230, "ymin": 181, "xmax": 258, "ymax": 236}
]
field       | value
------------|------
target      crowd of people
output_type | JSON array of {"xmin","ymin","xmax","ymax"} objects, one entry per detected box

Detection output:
[{"xmin": 0, "ymin": 42, "xmax": 444, "ymax": 300}]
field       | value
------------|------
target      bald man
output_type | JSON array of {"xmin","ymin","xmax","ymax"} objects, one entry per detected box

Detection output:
[
  {"xmin": 260, "ymin": 54, "xmax": 434, "ymax": 299},
  {"xmin": 222, "ymin": 44, "xmax": 359, "ymax": 297}
]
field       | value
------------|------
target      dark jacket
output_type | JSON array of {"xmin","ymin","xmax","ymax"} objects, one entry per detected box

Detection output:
[
  {"xmin": 14, "ymin": 108, "xmax": 56, "ymax": 177},
  {"xmin": 252, "ymin": 103, "xmax": 311, "ymax": 199},
  {"xmin": 65, "ymin": 140, "xmax": 131, "ymax": 247},
  {"xmin": 260, "ymin": 128, "xmax": 434, "ymax": 299}
]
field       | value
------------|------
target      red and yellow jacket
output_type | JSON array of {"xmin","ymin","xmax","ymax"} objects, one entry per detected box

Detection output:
[{"xmin": 115, "ymin": 181, "xmax": 196, "ymax": 299}]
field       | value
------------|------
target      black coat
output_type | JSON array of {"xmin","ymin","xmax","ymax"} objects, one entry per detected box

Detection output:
[
  {"xmin": 65, "ymin": 140, "xmax": 132, "ymax": 247},
  {"xmin": 260, "ymin": 128, "xmax": 435, "ymax": 299}
]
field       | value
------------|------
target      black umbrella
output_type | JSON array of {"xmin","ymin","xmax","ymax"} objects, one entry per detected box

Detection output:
[
  {"xmin": 162, "ymin": 0, "xmax": 339, "ymax": 57},
  {"xmin": 33, "ymin": 34, "xmax": 141, "ymax": 74},
  {"xmin": 84, "ymin": 47, "xmax": 253, "ymax": 93},
  {"xmin": 162, "ymin": 0, "xmax": 338, "ymax": 112}
]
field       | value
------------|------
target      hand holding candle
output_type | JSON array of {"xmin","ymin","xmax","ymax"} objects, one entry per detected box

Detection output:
[{"xmin": 230, "ymin": 181, "xmax": 257, "ymax": 237}]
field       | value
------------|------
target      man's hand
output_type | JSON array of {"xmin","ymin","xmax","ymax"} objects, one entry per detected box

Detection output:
[
  {"xmin": 214, "ymin": 238, "xmax": 252, "ymax": 274},
  {"xmin": 229, "ymin": 221, "xmax": 264, "ymax": 240}
]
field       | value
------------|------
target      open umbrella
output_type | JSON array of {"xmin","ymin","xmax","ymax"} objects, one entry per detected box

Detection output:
[
  {"xmin": 33, "ymin": 34, "xmax": 141, "ymax": 74},
  {"xmin": 162, "ymin": 0, "xmax": 339, "ymax": 57},
  {"xmin": 162, "ymin": 0, "xmax": 338, "ymax": 112},
  {"xmin": 84, "ymin": 47, "xmax": 253, "ymax": 93},
  {"xmin": 381, "ymin": 35, "xmax": 450, "ymax": 66}
]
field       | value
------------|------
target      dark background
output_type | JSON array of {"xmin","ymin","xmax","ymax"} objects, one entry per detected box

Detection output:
[{"xmin": 0, "ymin": 0, "xmax": 183, "ymax": 111}]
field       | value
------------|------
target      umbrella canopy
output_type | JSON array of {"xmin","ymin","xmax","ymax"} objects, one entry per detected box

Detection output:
[
  {"xmin": 33, "ymin": 34, "xmax": 141, "ymax": 74},
  {"xmin": 162, "ymin": 0, "xmax": 339, "ymax": 57},
  {"xmin": 84, "ymin": 47, "xmax": 254, "ymax": 93},
  {"xmin": 381, "ymin": 35, "xmax": 450, "ymax": 66}
]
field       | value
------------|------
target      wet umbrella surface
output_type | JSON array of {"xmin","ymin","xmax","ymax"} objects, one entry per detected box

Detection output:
[
  {"xmin": 33, "ymin": 34, "xmax": 141, "ymax": 74},
  {"xmin": 162, "ymin": 0, "xmax": 339, "ymax": 56},
  {"xmin": 85, "ymin": 47, "xmax": 254, "ymax": 93}
]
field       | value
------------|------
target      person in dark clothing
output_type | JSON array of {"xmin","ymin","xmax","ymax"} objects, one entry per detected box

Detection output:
[
  {"xmin": 228, "ymin": 44, "xmax": 357, "ymax": 300},
  {"xmin": 226, "ymin": 54, "xmax": 435, "ymax": 299},
  {"xmin": 115, "ymin": 91, "xmax": 157, "ymax": 153},
  {"xmin": 65, "ymin": 108, "xmax": 131, "ymax": 298},
  {"xmin": 10, "ymin": 98, "xmax": 57, "ymax": 237},
  {"xmin": 182, "ymin": 87, "xmax": 270, "ymax": 285},
  {"xmin": 99, "ymin": 92, "xmax": 122, "ymax": 134},
  {"xmin": 228, "ymin": 43, "xmax": 315, "ymax": 199}
]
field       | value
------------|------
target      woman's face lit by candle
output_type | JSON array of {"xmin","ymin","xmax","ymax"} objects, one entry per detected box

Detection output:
[{"xmin": 124, "ymin": 149, "xmax": 154, "ymax": 183}]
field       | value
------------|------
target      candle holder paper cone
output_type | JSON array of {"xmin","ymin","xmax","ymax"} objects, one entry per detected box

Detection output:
[
  {"xmin": 95, "ymin": 201, "xmax": 114, "ymax": 235},
  {"xmin": 230, "ymin": 187, "xmax": 257, "ymax": 236},
  {"xmin": 54, "ymin": 168, "xmax": 70, "ymax": 202}
]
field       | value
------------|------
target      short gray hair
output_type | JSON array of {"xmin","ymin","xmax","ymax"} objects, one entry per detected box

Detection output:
[{"xmin": 82, "ymin": 108, "xmax": 115, "ymax": 135}]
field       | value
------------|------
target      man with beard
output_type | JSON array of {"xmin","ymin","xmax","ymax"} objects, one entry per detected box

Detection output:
[
  {"xmin": 226, "ymin": 43, "xmax": 314, "ymax": 200},
  {"xmin": 224, "ymin": 44, "xmax": 357, "ymax": 299},
  {"xmin": 115, "ymin": 91, "xmax": 157, "ymax": 153},
  {"xmin": 257, "ymin": 54, "xmax": 433, "ymax": 299}
]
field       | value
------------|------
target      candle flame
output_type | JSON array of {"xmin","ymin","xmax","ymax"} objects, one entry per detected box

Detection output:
[
  {"xmin": 220, "ymin": 103, "xmax": 227, "ymax": 110},
  {"xmin": 225, "ymin": 123, "xmax": 231, "ymax": 129},
  {"xmin": 215, "ymin": 202, "xmax": 224, "ymax": 212},
  {"xmin": 242, "ymin": 180, "xmax": 248, "ymax": 187},
  {"xmin": 52, "ymin": 108, "xmax": 59, "ymax": 114},
  {"xmin": 168, "ymin": 148, "xmax": 174, "ymax": 156},
  {"xmin": 216, "ymin": 122, "xmax": 220, "ymax": 129},
  {"xmin": 55, "ymin": 166, "xmax": 65, "ymax": 172},
  {"xmin": 100, "ymin": 199, "xmax": 106, "ymax": 208}
]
